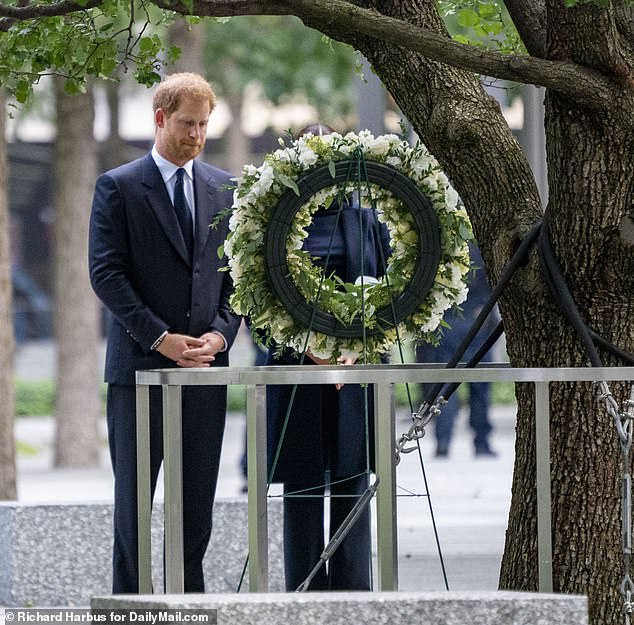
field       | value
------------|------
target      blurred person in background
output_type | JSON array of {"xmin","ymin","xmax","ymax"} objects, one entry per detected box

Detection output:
[{"xmin": 416, "ymin": 243, "xmax": 498, "ymax": 458}]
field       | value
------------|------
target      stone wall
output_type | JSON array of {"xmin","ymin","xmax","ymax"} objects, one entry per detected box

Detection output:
[
  {"xmin": 0, "ymin": 499, "xmax": 284, "ymax": 607},
  {"xmin": 91, "ymin": 590, "xmax": 589, "ymax": 625}
]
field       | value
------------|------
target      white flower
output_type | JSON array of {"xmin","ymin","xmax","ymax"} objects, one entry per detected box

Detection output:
[
  {"xmin": 445, "ymin": 186, "xmax": 459, "ymax": 210},
  {"xmin": 228, "ymin": 257, "xmax": 242, "ymax": 282},
  {"xmin": 367, "ymin": 135, "xmax": 392, "ymax": 156},
  {"xmin": 420, "ymin": 310, "xmax": 443, "ymax": 333},
  {"xmin": 260, "ymin": 162, "xmax": 275, "ymax": 186},
  {"xmin": 273, "ymin": 149, "xmax": 293, "ymax": 163},
  {"xmin": 422, "ymin": 175, "xmax": 439, "ymax": 192},
  {"xmin": 298, "ymin": 146, "xmax": 318, "ymax": 169},
  {"xmin": 455, "ymin": 284, "xmax": 469, "ymax": 306}
]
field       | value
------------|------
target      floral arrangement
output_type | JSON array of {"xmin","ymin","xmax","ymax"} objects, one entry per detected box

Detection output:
[{"xmin": 224, "ymin": 130, "xmax": 473, "ymax": 363}]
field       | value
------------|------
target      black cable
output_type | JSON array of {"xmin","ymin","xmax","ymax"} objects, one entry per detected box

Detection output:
[
  {"xmin": 432, "ymin": 320, "xmax": 506, "ymax": 407},
  {"xmin": 420, "ymin": 220, "xmax": 542, "ymax": 408},
  {"xmin": 418, "ymin": 210, "xmax": 634, "ymax": 417},
  {"xmin": 537, "ymin": 222, "xmax": 603, "ymax": 367},
  {"xmin": 589, "ymin": 329, "xmax": 634, "ymax": 366}
]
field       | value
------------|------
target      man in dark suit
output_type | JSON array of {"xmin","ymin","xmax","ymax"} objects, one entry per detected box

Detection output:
[{"xmin": 89, "ymin": 72, "xmax": 241, "ymax": 593}]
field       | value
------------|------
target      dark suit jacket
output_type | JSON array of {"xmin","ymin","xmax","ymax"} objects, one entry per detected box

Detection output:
[
  {"xmin": 266, "ymin": 204, "xmax": 391, "ymax": 483},
  {"xmin": 89, "ymin": 152, "xmax": 241, "ymax": 385}
]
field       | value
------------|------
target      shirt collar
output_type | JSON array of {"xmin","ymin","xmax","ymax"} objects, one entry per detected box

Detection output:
[{"xmin": 151, "ymin": 145, "xmax": 194, "ymax": 182}]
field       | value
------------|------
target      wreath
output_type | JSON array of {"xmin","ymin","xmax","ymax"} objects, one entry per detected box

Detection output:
[{"xmin": 224, "ymin": 130, "xmax": 473, "ymax": 363}]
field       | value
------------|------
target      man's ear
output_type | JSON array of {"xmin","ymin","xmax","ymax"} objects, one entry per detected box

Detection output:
[{"xmin": 155, "ymin": 108, "xmax": 166, "ymax": 128}]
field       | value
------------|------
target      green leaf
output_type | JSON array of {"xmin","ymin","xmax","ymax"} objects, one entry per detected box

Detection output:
[
  {"xmin": 64, "ymin": 79, "xmax": 85, "ymax": 96},
  {"xmin": 327, "ymin": 159, "xmax": 336, "ymax": 178},
  {"xmin": 14, "ymin": 79, "xmax": 31, "ymax": 104},
  {"xmin": 478, "ymin": 3, "xmax": 499, "ymax": 19},
  {"xmin": 276, "ymin": 173, "xmax": 301, "ymax": 196},
  {"xmin": 217, "ymin": 243, "xmax": 225, "ymax": 259},
  {"xmin": 457, "ymin": 9, "xmax": 479, "ymax": 27},
  {"xmin": 459, "ymin": 222, "xmax": 472, "ymax": 240}
]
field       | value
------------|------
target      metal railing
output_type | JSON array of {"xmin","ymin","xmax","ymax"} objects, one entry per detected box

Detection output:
[{"xmin": 135, "ymin": 364, "xmax": 634, "ymax": 594}]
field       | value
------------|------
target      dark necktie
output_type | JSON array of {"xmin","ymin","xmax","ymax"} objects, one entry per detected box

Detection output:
[{"xmin": 173, "ymin": 168, "xmax": 194, "ymax": 260}]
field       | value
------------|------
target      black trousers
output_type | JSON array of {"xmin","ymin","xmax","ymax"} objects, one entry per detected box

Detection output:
[
  {"xmin": 106, "ymin": 384, "xmax": 226, "ymax": 593},
  {"xmin": 283, "ymin": 473, "xmax": 372, "ymax": 591}
]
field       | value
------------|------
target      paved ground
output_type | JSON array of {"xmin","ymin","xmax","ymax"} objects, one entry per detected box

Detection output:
[{"xmin": 13, "ymin": 333, "xmax": 518, "ymax": 593}]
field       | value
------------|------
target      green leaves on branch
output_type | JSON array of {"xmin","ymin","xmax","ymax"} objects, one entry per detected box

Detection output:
[
  {"xmin": 0, "ymin": 0, "xmax": 179, "ymax": 103},
  {"xmin": 438, "ymin": 0, "xmax": 525, "ymax": 54}
]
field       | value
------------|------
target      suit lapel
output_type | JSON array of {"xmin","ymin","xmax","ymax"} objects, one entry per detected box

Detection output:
[
  {"xmin": 142, "ymin": 154, "xmax": 191, "ymax": 267},
  {"xmin": 192, "ymin": 162, "xmax": 222, "ymax": 262}
]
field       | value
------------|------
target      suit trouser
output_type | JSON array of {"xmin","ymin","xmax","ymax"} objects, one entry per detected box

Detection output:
[
  {"xmin": 282, "ymin": 473, "xmax": 372, "ymax": 591},
  {"xmin": 106, "ymin": 384, "xmax": 226, "ymax": 593}
]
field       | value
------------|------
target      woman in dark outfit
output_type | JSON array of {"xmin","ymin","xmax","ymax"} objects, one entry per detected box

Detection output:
[{"xmin": 265, "ymin": 124, "xmax": 391, "ymax": 591}]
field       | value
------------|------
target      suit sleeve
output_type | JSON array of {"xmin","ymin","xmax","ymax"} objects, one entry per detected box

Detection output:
[{"xmin": 89, "ymin": 172, "xmax": 168, "ymax": 353}]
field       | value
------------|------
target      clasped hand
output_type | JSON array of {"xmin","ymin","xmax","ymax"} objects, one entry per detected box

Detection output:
[{"xmin": 156, "ymin": 332, "xmax": 224, "ymax": 367}]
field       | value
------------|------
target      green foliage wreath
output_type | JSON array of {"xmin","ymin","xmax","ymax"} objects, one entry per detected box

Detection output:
[{"xmin": 224, "ymin": 130, "xmax": 473, "ymax": 363}]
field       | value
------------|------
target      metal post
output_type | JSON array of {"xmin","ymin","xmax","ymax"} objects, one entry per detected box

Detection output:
[
  {"xmin": 520, "ymin": 85, "xmax": 548, "ymax": 206},
  {"xmin": 163, "ymin": 384, "xmax": 184, "ymax": 594},
  {"xmin": 247, "ymin": 384, "xmax": 269, "ymax": 591},
  {"xmin": 136, "ymin": 384, "xmax": 152, "ymax": 594},
  {"xmin": 535, "ymin": 381, "xmax": 553, "ymax": 592},
  {"xmin": 374, "ymin": 382, "xmax": 398, "ymax": 590}
]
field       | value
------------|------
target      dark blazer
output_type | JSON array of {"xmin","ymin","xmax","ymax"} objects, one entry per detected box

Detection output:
[
  {"xmin": 89, "ymin": 153, "xmax": 241, "ymax": 384},
  {"xmin": 266, "ymin": 204, "xmax": 391, "ymax": 483}
]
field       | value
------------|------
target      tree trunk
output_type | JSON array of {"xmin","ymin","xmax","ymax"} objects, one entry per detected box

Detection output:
[
  {"xmin": 52, "ymin": 79, "xmax": 102, "ymax": 467},
  {"xmin": 168, "ymin": 19, "xmax": 205, "ymax": 76},
  {"xmin": 0, "ymin": 92, "xmax": 17, "ymax": 500},
  {"xmin": 497, "ymin": 69, "xmax": 634, "ymax": 625},
  {"xmin": 306, "ymin": 1, "xmax": 634, "ymax": 622},
  {"xmin": 223, "ymin": 84, "xmax": 250, "ymax": 176},
  {"xmin": 100, "ymin": 78, "xmax": 133, "ymax": 173}
]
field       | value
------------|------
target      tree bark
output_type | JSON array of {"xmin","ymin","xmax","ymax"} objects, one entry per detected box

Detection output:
[
  {"xmin": 52, "ymin": 78, "xmax": 102, "ymax": 467},
  {"xmin": 0, "ymin": 91, "xmax": 17, "ymax": 500},
  {"xmin": 185, "ymin": 0, "xmax": 633, "ymax": 113}
]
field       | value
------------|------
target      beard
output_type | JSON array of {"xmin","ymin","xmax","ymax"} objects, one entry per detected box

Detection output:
[
  {"xmin": 161, "ymin": 137, "xmax": 204, "ymax": 165},
  {"xmin": 178, "ymin": 141, "xmax": 204, "ymax": 162}
]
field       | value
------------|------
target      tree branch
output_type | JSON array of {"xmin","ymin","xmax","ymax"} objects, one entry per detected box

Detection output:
[
  {"xmin": 183, "ymin": 0, "xmax": 631, "ymax": 112},
  {"xmin": 0, "ymin": 0, "xmax": 102, "ymax": 31},
  {"xmin": 503, "ymin": 0, "xmax": 547, "ymax": 58},
  {"xmin": 0, "ymin": 0, "xmax": 101, "ymax": 18}
]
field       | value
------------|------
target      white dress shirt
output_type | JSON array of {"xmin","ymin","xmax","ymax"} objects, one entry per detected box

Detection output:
[{"xmin": 152, "ymin": 146, "xmax": 195, "ymax": 232}]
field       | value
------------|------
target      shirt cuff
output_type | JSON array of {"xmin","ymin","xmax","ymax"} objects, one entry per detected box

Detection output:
[
  {"xmin": 210, "ymin": 331, "xmax": 227, "ymax": 352},
  {"xmin": 151, "ymin": 330, "xmax": 168, "ymax": 350}
]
